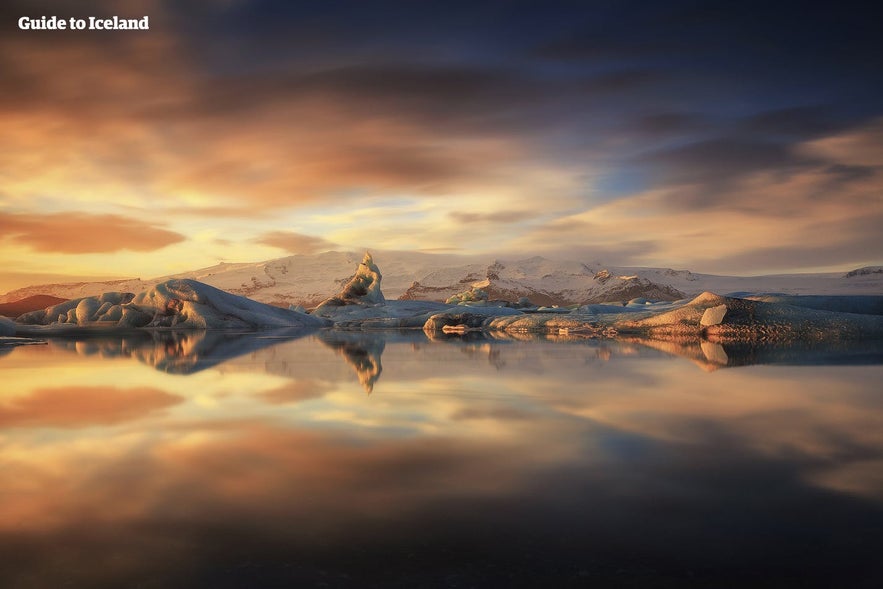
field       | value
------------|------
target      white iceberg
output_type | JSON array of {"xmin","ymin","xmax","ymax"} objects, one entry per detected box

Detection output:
[{"xmin": 15, "ymin": 279, "xmax": 328, "ymax": 331}]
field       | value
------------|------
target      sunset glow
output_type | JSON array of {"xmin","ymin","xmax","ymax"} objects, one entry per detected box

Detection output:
[{"xmin": 1, "ymin": 0, "xmax": 881, "ymax": 293}]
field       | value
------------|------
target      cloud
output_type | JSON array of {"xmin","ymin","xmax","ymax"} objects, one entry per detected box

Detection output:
[
  {"xmin": 0, "ymin": 0, "xmax": 880, "ymax": 277},
  {"xmin": 619, "ymin": 111, "xmax": 710, "ymax": 137},
  {"xmin": 635, "ymin": 137, "xmax": 808, "ymax": 190},
  {"xmin": 0, "ymin": 42, "xmax": 567, "ymax": 215},
  {"xmin": 534, "ymin": 34, "xmax": 676, "ymax": 61},
  {"xmin": 448, "ymin": 210, "xmax": 534, "ymax": 224},
  {"xmin": 574, "ymin": 69, "xmax": 665, "ymax": 95},
  {"xmin": 0, "ymin": 212, "xmax": 185, "ymax": 253},
  {"xmin": 698, "ymin": 213, "xmax": 883, "ymax": 272},
  {"xmin": 615, "ymin": 116, "xmax": 883, "ymax": 215},
  {"xmin": 255, "ymin": 231, "xmax": 337, "ymax": 254},
  {"xmin": 0, "ymin": 386, "xmax": 182, "ymax": 428},
  {"xmin": 739, "ymin": 105, "xmax": 845, "ymax": 139},
  {"xmin": 511, "ymin": 117, "xmax": 883, "ymax": 272},
  {"xmin": 800, "ymin": 117, "xmax": 883, "ymax": 167}
]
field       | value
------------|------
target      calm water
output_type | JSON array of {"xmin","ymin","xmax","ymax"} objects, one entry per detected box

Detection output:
[{"xmin": 1, "ymin": 331, "xmax": 882, "ymax": 588}]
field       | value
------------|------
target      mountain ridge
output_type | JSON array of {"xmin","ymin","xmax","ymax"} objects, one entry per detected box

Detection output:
[{"xmin": 3, "ymin": 252, "xmax": 882, "ymax": 308}]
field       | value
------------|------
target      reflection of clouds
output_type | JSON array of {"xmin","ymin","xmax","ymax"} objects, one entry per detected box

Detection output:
[
  {"xmin": 450, "ymin": 406, "xmax": 535, "ymax": 422},
  {"xmin": 0, "ymin": 420, "xmax": 573, "ymax": 534},
  {"xmin": 258, "ymin": 379, "xmax": 334, "ymax": 404},
  {"xmin": 0, "ymin": 386, "xmax": 182, "ymax": 428},
  {"xmin": 2, "ymin": 335, "xmax": 882, "ymax": 508},
  {"xmin": 539, "ymin": 362, "xmax": 883, "ymax": 500},
  {"xmin": 0, "ymin": 334, "xmax": 881, "ymax": 585}
]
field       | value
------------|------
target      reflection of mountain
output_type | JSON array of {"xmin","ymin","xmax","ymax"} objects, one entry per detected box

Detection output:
[
  {"xmin": 626, "ymin": 337, "xmax": 883, "ymax": 371},
  {"xmin": 49, "ymin": 329, "xmax": 311, "ymax": 374},
  {"xmin": 316, "ymin": 331, "xmax": 385, "ymax": 393},
  {"xmin": 42, "ymin": 328, "xmax": 883, "ymax": 388}
]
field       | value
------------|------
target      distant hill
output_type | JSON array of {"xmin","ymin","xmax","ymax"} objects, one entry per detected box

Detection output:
[
  {"xmin": 2, "ymin": 252, "xmax": 882, "ymax": 308},
  {"xmin": 0, "ymin": 294, "xmax": 68, "ymax": 317}
]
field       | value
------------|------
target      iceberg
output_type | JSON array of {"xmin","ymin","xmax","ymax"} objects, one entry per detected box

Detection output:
[
  {"xmin": 615, "ymin": 292, "xmax": 883, "ymax": 342},
  {"xmin": 14, "ymin": 279, "xmax": 328, "ymax": 332}
]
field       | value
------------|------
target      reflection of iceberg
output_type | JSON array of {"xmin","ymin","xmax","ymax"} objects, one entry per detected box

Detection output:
[
  {"xmin": 616, "ymin": 292, "xmax": 883, "ymax": 342},
  {"xmin": 316, "ymin": 331, "xmax": 385, "ymax": 393},
  {"xmin": 48, "ymin": 329, "xmax": 311, "ymax": 374}
]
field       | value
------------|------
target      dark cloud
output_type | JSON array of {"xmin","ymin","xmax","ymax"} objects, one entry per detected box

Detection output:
[
  {"xmin": 822, "ymin": 164, "xmax": 876, "ymax": 184},
  {"xmin": 256, "ymin": 231, "xmax": 337, "ymax": 254},
  {"xmin": 173, "ymin": 64, "xmax": 664, "ymax": 138},
  {"xmin": 575, "ymin": 69, "xmax": 665, "ymax": 95},
  {"xmin": 621, "ymin": 111, "xmax": 710, "ymax": 137},
  {"xmin": 534, "ymin": 34, "xmax": 677, "ymax": 61},
  {"xmin": 739, "ymin": 105, "xmax": 847, "ymax": 140},
  {"xmin": 0, "ymin": 212, "xmax": 185, "ymax": 253},
  {"xmin": 643, "ymin": 138, "xmax": 800, "ymax": 180},
  {"xmin": 631, "ymin": 137, "xmax": 818, "ymax": 204}
]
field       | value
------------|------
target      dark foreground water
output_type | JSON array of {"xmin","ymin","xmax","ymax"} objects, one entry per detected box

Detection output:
[{"xmin": 1, "ymin": 331, "xmax": 882, "ymax": 588}]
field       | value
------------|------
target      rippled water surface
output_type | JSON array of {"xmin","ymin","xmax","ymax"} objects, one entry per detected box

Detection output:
[{"xmin": 1, "ymin": 331, "xmax": 882, "ymax": 587}]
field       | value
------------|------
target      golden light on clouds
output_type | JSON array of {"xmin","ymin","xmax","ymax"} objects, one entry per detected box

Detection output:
[
  {"xmin": 0, "ymin": 0, "xmax": 880, "ymax": 294},
  {"xmin": 0, "ymin": 212, "xmax": 185, "ymax": 253}
]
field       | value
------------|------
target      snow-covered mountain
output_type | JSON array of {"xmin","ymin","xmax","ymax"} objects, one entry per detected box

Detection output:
[
  {"xmin": 2, "ymin": 252, "xmax": 881, "ymax": 308},
  {"xmin": 399, "ymin": 257, "xmax": 689, "ymax": 305}
]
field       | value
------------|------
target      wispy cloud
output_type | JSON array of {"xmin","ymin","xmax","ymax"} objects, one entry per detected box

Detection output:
[
  {"xmin": 255, "ymin": 231, "xmax": 337, "ymax": 254},
  {"xmin": 0, "ymin": 212, "xmax": 185, "ymax": 253}
]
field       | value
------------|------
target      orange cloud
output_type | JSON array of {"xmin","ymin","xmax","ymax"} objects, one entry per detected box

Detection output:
[
  {"xmin": 0, "ymin": 212, "xmax": 185, "ymax": 253},
  {"xmin": 0, "ymin": 18, "xmax": 558, "ymax": 220},
  {"xmin": 0, "ymin": 385, "xmax": 183, "ymax": 428}
]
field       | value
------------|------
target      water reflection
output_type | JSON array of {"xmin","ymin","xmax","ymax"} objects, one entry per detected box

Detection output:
[
  {"xmin": 46, "ymin": 328, "xmax": 311, "ymax": 374},
  {"xmin": 0, "ymin": 332, "xmax": 881, "ymax": 587},
  {"xmin": 36, "ymin": 329, "xmax": 883, "ymax": 382},
  {"xmin": 626, "ymin": 336, "xmax": 883, "ymax": 371},
  {"xmin": 317, "ymin": 331, "xmax": 385, "ymax": 393}
]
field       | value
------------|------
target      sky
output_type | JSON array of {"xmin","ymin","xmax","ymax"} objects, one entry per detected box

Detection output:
[{"xmin": 1, "ymin": 0, "xmax": 881, "ymax": 293}]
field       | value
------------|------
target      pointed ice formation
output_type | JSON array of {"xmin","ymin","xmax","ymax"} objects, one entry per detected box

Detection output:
[
  {"xmin": 314, "ymin": 252, "xmax": 386, "ymax": 315},
  {"xmin": 340, "ymin": 252, "xmax": 385, "ymax": 304}
]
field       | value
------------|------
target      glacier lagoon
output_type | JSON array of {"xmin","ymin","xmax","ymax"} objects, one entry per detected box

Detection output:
[{"xmin": 1, "ymin": 331, "xmax": 882, "ymax": 587}]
